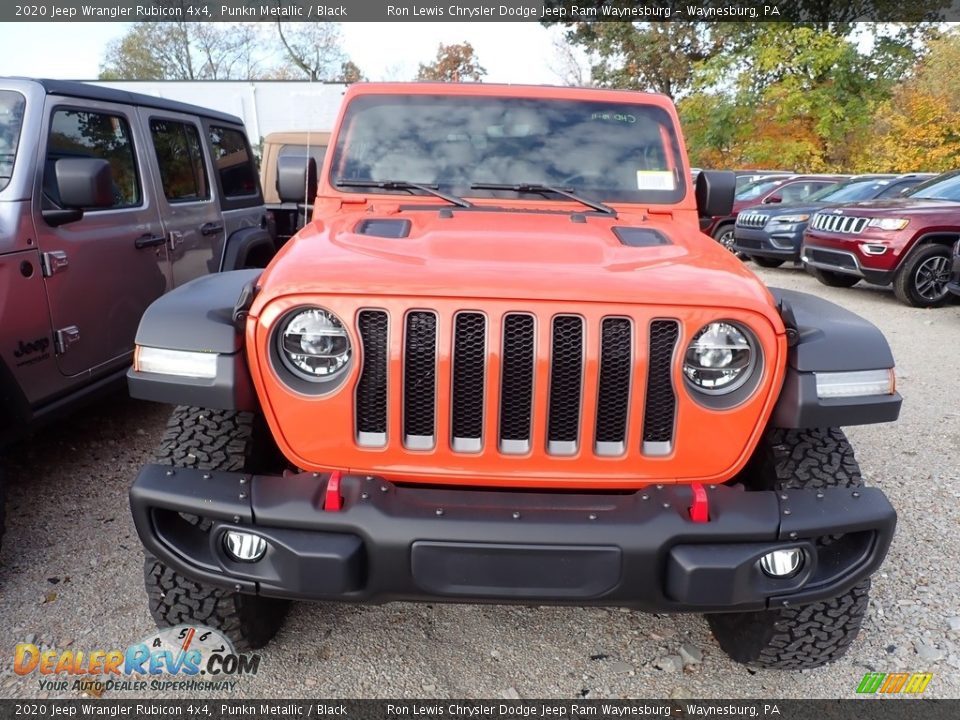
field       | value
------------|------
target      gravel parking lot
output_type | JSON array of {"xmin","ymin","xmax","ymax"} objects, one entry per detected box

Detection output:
[{"xmin": 1, "ymin": 264, "xmax": 958, "ymax": 700}]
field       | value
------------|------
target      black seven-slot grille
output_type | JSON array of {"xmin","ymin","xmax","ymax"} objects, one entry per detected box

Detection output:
[{"xmin": 355, "ymin": 311, "xmax": 680, "ymax": 456}]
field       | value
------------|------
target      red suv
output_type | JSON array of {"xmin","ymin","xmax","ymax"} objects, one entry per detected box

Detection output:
[
  {"xmin": 801, "ymin": 171, "xmax": 960, "ymax": 307},
  {"xmin": 705, "ymin": 175, "xmax": 847, "ymax": 251}
]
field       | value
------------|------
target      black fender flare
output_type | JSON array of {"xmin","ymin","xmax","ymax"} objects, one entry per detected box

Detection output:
[
  {"xmin": 768, "ymin": 288, "xmax": 902, "ymax": 428},
  {"xmin": 220, "ymin": 226, "xmax": 275, "ymax": 272},
  {"xmin": 128, "ymin": 270, "xmax": 262, "ymax": 411}
]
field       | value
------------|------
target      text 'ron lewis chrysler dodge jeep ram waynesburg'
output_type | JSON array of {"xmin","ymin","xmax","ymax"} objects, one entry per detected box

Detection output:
[{"xmin": 127, "ymin": 84, "xmax": 902, "ymax": 669}]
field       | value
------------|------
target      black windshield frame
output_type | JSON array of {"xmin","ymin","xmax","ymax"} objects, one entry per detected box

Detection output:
[{"xmin": 328, "ymin": 94, "xmax": 687, "ymax": 206}]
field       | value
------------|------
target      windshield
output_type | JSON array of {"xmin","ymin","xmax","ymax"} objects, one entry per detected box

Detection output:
[
  {"xmin": 329, "ymin": 94, "xmax": 686, "ymax": 205},
  {"xmin": 735, "ymin": 178, "xmax": 783, "ymax": 201},
  {"xmin": 0, "ymin": 90, "xmax": 25, "ymax": 192},
  {"xmin": 904, "ymin": 171, "xmax": 960, "ymax": 201},
  {"xmin": 808, "ymin": 179, "xmax": 894, "ymax": 203}
]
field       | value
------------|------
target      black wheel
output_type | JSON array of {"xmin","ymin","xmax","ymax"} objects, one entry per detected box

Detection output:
[
  {"xmin": 806, "ymin": 266, "xmax": 861, "ymax": 288},
  {"xmin": 893, "ymin": 244, "xmax": 952, "ymax": 308},
  {"xmin": 712, "ymin": 224, "xmax": 737, "ymax": 252},
  {"xmin": 707, "ymin": 428, "xmax": 872, "ymax": 669},
  {"xmin": 143, "ymin": 406, "xmax": 289, "ymax": 651},
  {"xmin": 752, "ymin": 257, "xmax": 785, "ymax": 268}
]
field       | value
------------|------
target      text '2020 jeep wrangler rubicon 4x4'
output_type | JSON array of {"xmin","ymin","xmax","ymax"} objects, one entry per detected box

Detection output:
[
  {"xmin": 127, "ymin": 84, "xmax": 901, "ymax": 669},
  {"xmin": 0, "ymin": 78, "xmax": 274, "ymax": 551}
]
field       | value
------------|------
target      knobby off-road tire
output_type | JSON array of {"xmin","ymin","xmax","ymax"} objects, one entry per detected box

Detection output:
[
  {"xmin": 707, "ymin": 427, "xmax": 872, "ymax": 669},
  {"xmin": 143, "ymin": 406, "xmax": 289, "ymax": 651}
]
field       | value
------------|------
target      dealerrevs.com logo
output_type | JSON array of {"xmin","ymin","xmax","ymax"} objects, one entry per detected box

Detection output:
[
  {"xmin": 14, "ymin": 626, "xmax": 261, "ymax": 693},
  {"xmin": 856, "ymin": 672, "xmax": 933, "ymax": 694}
]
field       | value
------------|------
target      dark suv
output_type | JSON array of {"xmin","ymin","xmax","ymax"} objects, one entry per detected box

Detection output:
[
  {"xmin": 705, "ymin": 175, "xmax": 847, "ymax": 251},
  {"xmin": 734, "ymin": 174, "xmax": 932, "ymax": 267},
  {"xmin": 802, "ymin": 170, "xmax": 960, "ymax": 307}
]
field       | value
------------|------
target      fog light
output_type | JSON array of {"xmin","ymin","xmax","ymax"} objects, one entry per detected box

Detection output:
[
  {"xmin": 759, "ymin": 548, "xmax": 803, "ymax": 578},
  {"xmin": 223, "ymin": 531, "xmax": 267, "ymax": 562}
]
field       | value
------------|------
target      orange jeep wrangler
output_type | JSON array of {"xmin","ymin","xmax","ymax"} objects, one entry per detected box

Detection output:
[{"xmin": 127, "ymin": 84, "xmax": 901, "ymax": 669}]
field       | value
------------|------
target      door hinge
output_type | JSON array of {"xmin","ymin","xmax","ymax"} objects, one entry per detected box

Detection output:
[
  {"xmin": 168, "ymin": 230, "xmax": 184, "ymax": 251},
  {"xmin": 41, "ymin": 251, "xmax": 69, "ymax": 277},
  {"xmin": 55, "ymin": 326, "xmax": 80, "ymax": 355}
]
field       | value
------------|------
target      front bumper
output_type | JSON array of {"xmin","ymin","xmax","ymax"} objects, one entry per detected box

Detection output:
[
  {"xmin": 733, "ymin": 225, "xmax": 803, "ymax": 259},
  {"xmin": 130, "ymin": 466, "xmax": 896, "ymax": 613}
]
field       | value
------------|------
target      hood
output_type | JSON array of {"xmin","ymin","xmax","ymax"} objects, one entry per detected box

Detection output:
[
  {"xmin": 254, "ymin": 207, "xmax": 781, "ymax": 323},
  {"xmin": 823, "ymin": 197, "xmax": 960, "ymax": 215}
]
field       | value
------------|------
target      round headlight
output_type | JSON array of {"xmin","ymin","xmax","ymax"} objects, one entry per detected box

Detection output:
[
  {"xmin": 278, "ymin": 308, "xmax": 352, "ymax": 380},
  {"xmin": 683, "ymin": 322, "xmax": 755, "ymax": 394}
]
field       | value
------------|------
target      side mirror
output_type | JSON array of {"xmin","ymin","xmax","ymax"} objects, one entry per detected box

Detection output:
[
  {"xmin": 695, "ymin": 170, "xmax": 735, "ymax": 217},
  {"xmin": 276, "ymin": 155, "xmax": 317, "ymax": 204},
  {"xmin": 763, "ymin": 195, "xmax": 783, "ymax": 204},
  {"xmin": 43, "ymin": 158, "xmax": 115, "ymax": 227},
  {"xmin": 56, "ymin": 158, "xmax": 115, "ymax": 208}
]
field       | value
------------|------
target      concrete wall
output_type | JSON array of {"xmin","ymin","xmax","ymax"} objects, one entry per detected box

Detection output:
[{"xmin": 91, "ymin": 80, "xmax": 348, "ymax": 141}]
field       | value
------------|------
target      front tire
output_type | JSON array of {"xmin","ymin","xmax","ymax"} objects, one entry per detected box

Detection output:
[
  {"xmin": 712, "ymin": 224, "xmax": 737, "ymax": 252},
  {"xmin": 752, "ymin": 257, "xmax": 785, "ymax": 268},
  {"xmin": 706, "ymin": 428, "xmax": 872, "ymax": 669},
  {"xmin": 143, "ymin": 406, "xmax": 289, "ymax": 651},
  {"xmin": 807, "ymin": 266, "xmax": 861, "ymax": 288},
  {"xmin": 892, "ymin": 244, "xmax": 953, "ymax": 307}
]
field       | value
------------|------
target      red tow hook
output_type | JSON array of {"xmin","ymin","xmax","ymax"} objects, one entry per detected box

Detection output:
[
  {"xmin": 323, "ymin": 470, "xmax": 343, "ymax": 512},
  {"xmin": 688, "ymin": 482, "xmax": 709, "ymax": 523}
]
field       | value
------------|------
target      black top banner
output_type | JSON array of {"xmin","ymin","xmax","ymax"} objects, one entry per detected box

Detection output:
[
  {"xmin": 0, "ymin": 700, "xmax": 953, "ymax": 720},
  {"xmin": 3, "ymin": 0, "xmax": 960, "ymax": 23}
]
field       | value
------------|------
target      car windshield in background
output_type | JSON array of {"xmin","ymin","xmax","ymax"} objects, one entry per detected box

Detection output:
[
  {"xmin": 734, "ymin": 178, "xmax": 782, "ymax": 201},
  {"xmin": 904, "ymin": 171, "xmax": 960, "ymax": 201},
  {"xmin": 329, "ymin": 94, "xmax": 686, "ymax": 205},
  {"xmin": 810, "ymin": 179, "xmax": 894, "ymax": 203},
  {"xmin": 0, "ymin": 90, "xmax": 26, "ymax": 192}
]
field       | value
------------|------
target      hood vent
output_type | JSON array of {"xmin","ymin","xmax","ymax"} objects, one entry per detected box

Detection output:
[
  {"xmin": 355, "ymin": 218, "xmax": 411, "ymax": 238},
  {"xmin": 613, "ymin": 227, "xmax": 670, "ymax": 247}
]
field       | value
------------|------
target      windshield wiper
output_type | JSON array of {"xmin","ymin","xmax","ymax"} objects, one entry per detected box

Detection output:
[
  {"xmin": 470, "ymin": 182, "xmax": 616, "ymax": 216},
  {"xmin": 335, "ymin": 178, "xmax": 473, "ymax": 208}
]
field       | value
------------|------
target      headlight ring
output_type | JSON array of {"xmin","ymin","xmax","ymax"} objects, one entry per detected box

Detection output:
[
  {"xmin": 682, "ymin": 321, "xmax": 762, "ymax": 407},
  {"xmin": 272, "ymin": 306, "xmax": 353, "ymax": 392}
]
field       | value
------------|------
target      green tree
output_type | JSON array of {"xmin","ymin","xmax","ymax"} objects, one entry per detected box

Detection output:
[{"xmin": 417, "ymin": 42, "xmax": 487, "ymax": 82}]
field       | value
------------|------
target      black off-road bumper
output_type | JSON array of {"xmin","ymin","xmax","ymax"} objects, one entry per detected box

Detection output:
[{"xmin": 130, "ymin": 466, "xmax": 896, "ymax": 613}]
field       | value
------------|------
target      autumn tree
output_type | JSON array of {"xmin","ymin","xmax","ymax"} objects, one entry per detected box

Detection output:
[{"xmin": 417, "ymin": 42, "xmax": 487, "ymax": 82}]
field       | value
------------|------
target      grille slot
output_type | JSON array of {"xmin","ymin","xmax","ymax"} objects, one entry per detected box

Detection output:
[
  {"xmin": 595, "ymin": 318, "xmax": 632, "ymax": 456},
  {"xmin": 642, "ymin": 320, "xmax": 679, "ymax": 455},
  {"xmin": 356, "ymin": 310, "xmax": 389, "ymax": 446},
  {"xmin": 736, "ymin": 212, "xmax": 768, "ymax": 228},
  {"xmin": 451, "ymin": 313, "xmax": 487, "ymax": 452},
  {"xmin": 811, "ymin": 213, "xmax": 867, "ymax": 234},
  {"xmin": 498, "ymin": 314, "xmax": 536, "ymax": 454},
  {"xmin": 547, "ymin": 316, "xmax": 584, "ymax": 455},
  {"xmin": 403, "ymin": 311, "xmax": 438, "ymax": 449}
]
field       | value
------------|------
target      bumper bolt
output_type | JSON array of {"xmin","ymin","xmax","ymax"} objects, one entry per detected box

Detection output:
[
  {"xmin": 435, "ymin": 508, "xmax": 444, "ymax": 516},
  {"xmin": 361, "ymin": 492, "xmax": 369, "ymax": 500},
  {"xmin": 816, "ymin": 492, "xmax": 824, "ymax": 499},
  {"xmin": 165, "ymin": 469, "xmax": 175, "ymax": 476},
  {"xmin": 239, "ymin": 477, "xmax": 247, "ymax": 485},
  {"xmin": 656, "ymin": 484, "xmax": 664, "ymax": 490},
  {"xmin": 780, "ymin": 494, "xmax": 788, "ymax": 500},
  {"xmin": 788, "ymin": 531, "xmax": 798, "ymax": 539},
  {"xmin": 235, "ymin": 585, "xmax": 242, "ymax": 592},
  {"xmin": 588, "ymin": 514, "xmax": 597, "ymax": 521},
  {"xmin": 852, "ymin": 491, "xmax": 860, "ymax": 498},
  {"xmin": 366, "ymin": 476, "xmax": 374, "ymax": 481},
  {"xmin": 641, "ymin": 494, "xmax": 649, "ymax": 501},
  {"xmin": 380, "ymin": 486, "xmax": 389, "ymax": 493},
  {"xmin": 512, "ymin": 512, "xmax": 521, "ymax": 519},
  {"xmin": 239, "ymin": 491, "xmax": 247, "ymax": 500},
  {"xmin": 783, "ymin": 509, "xmax": 791, "ymax": 516},
  {"xmin": 232, "ymin": 515, "xmax": 240, "ymax": 523},
  {"xmin": 313, "ymin": 473, "xmax": 319, "ymax": 478},
  {"xmin": 662, "ymin": 502, "xmax": 670, "ymax": 509},
  {"xmin": 202, "ymin": 473, "xmax": 211, "ymax": 480}
]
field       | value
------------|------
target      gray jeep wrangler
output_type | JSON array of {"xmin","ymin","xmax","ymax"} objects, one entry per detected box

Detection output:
[{"xmin": 0, "ymin": 78, "xmax": 276, "ymax": 548}]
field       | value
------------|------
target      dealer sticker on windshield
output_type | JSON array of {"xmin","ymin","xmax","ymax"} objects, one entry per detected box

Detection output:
[{"xmin": 636, "ymin": 171, "xmax": 676, "ymax": 191}]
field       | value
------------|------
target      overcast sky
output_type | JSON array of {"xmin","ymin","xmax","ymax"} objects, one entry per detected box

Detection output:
[{"xmin": 0, "ymin": 22, "xmax": 575, "ymax": 84}]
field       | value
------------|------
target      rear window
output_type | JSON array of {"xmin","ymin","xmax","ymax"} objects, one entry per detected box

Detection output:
[
  {"xmin": 150, "ymin": 118, "xmax": 210, "ymax": 203},
  {"xmin": 208, "ymin": 125, "xmax": 259, "ymax": 198},
  {"xmin": 0, "ymin": 90, "xmax": 25, "ymax": 192},
  {"xmin": 330, "ymin": 94, "xmax": 687, "ymax": 205}
]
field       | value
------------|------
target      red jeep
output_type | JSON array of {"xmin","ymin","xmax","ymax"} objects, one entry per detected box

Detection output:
[{"xmin": 802, "ymin": 170, "xmax": 960, "ymax": 307}]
